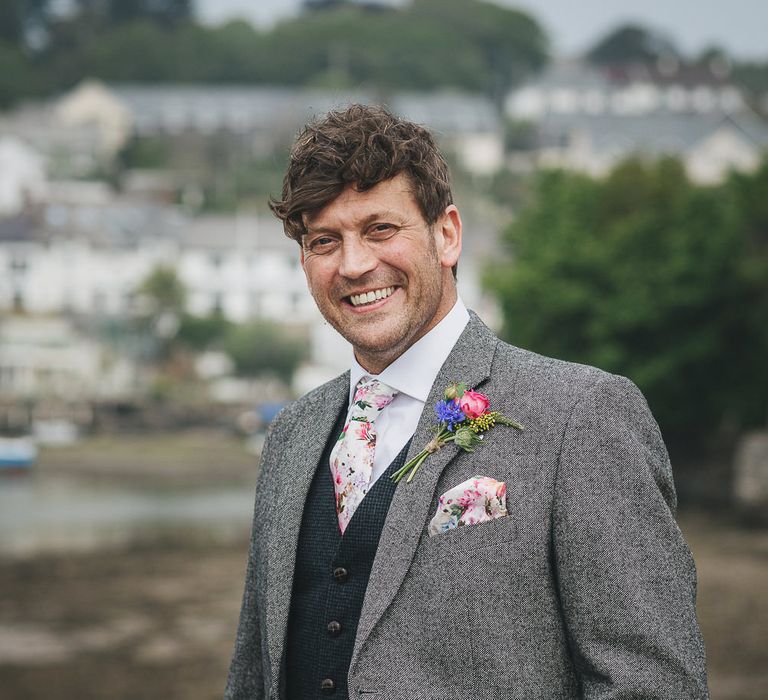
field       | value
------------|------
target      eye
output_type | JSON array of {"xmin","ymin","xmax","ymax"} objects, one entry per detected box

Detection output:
[
  {"xmin": 367, "ymin": 223, "xmax": 398, "ymax": 240},
  {"xmin": 304, "ymin": 235, "xmax": 339, "ymax": 255}
]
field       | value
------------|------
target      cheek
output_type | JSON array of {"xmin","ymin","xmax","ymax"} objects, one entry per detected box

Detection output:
[
  {"xmin": 301, "ymin": 259, "xmax": 322, "ymax": 288},
  {"xmin": 302, "ymin": 261, "xmax": 338, "ymax": 302},
  {"xmin": 384, "ymin": 237, "xmax": 435, "ymax": 271}
]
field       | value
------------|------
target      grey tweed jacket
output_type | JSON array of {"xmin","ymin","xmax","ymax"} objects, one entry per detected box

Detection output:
[{"xmin": 225, "ymin": 312, "xmax": 708, "ymax": 699}]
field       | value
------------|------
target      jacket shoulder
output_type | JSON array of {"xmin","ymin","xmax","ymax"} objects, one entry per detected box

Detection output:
[
  {"xmin": 488, "ymin": 337, "xmax": 658, "ymax": 433},
  {"xmin": 265, "ymin": 370, "xmax": 350, "ymax": 441},
  {"xmin": 492, "ymin": 338, "xmax": 621, "ymax": 394}
]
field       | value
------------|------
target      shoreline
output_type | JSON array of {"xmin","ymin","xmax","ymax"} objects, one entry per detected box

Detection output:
[{"xmin": 31, "ymin": 429, "xmax": 260, "ymax": 487}]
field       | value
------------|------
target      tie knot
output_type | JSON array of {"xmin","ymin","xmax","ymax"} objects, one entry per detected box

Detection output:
[{"xmin": 350, "ymin": 378, "xmax": 397, "ymax": 421}]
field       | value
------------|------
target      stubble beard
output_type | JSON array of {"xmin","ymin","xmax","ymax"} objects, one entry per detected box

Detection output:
[{"xmin": 312, "ymin": 261, "xmax": 446, "ymax": 372}]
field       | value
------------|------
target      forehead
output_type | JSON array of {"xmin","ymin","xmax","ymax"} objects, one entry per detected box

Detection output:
[{"xmin": 304, "ymin": 174, "xmax": 422, "ymax": 230}]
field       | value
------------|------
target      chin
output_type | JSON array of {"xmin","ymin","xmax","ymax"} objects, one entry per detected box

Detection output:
[{"xmin": 353, "ymin": 327, "xmax": 415, "ymax": 360}]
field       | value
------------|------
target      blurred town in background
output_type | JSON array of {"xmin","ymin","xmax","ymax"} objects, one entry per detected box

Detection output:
[{"xmin": 0, "ymin": 1, "xmax": 767, "ymax": 698}]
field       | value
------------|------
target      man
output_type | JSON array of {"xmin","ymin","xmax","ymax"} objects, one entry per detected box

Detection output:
[{"xmin": 225, "ymin": 105, "xmax": 708, "ymax": 699}]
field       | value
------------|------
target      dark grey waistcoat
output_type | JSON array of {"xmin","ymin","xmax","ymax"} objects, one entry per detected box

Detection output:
[{"xmin": 285, "ymin": 408, "xmax": 411, "ymax": 699}]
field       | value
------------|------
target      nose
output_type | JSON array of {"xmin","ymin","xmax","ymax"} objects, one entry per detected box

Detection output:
[{"xmin": 338, "ymin": 235, "xmax": 378, "ymax": 279}]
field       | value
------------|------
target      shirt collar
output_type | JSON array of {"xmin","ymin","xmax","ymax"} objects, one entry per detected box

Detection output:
[{"xmin": 348, "ymin": 298, "xmax": 470, "ymax": 404}]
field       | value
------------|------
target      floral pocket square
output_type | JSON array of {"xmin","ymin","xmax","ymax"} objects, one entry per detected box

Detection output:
[{"xmin": 428, "ymin": 476, "xmax": 508, "ymax": 537}]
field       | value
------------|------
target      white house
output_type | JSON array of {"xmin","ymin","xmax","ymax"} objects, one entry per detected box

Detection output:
[
  {"xmin": 177, "ymin": 213, "xmax": 317, "ymax": 323},
  {"xmin": 505, "ymin": 60, "xmax": 768, "ymax": 184},
  {"xmin": 0, "ymin": 194, "xmax": 323, "ymax": 325},
  {"xmin": 0, "ymin": 102, "xmax": 106, "ymax": 178},
  {"xmin": 0, "ymin": 137, "xmax": 47, "ymax": 216},
  {"xmin": 686, "ymin": 121, "xmax": 767, "ymax": 184},
  {"xmin": 54, "ymin": 79, "xmax": 133, "ymax": 155},
  {"xmin": 0, "ymin": 316, "xmax": 137, "ymax": 400},
  {"xmin": 532, "ymin": 112, "xmax": 768, "ymax": 184},
  {"xmin": 506, "ymin": 59, "xmax": 746, "ymax": 121},
  {"xmin": 51, "ymin": 81, "xmax": 505, "ymax": 176}
]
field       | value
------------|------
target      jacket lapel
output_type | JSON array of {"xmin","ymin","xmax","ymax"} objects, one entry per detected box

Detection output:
[
  {"xmin": 351, "ymin": 313, "xmax": 499, "ymax": 668},
  {"xmin": 264, "ymin": 371, "xmax": 349, "ymax": 691}
]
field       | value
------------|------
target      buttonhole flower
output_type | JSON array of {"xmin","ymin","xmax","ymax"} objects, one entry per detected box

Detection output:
[{"xmin": 391, "ymin": 383, "xmax": 523, "ymax": 484}]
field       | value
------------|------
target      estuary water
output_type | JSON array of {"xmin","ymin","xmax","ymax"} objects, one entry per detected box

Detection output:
[{"xmin": 0, "ymin": 473, "xmax": 254, "ymax": 557}]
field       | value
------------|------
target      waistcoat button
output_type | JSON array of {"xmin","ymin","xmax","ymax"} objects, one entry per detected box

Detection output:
[
  {"xmin": 327, "ymin": 620, "xmax": 342, "ymax": 636},
  {"xmin": 333, "ymin": 566, "xmax": 348, "ymax": 582},
  {"xmin": 320, "ymin": 677, "xmax": 336, "ymax": 693}
]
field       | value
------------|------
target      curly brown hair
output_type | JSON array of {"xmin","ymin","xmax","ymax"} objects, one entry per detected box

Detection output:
[{"xmin": 270, "ymin": 104, "xmax": 453, "ymax": 243}]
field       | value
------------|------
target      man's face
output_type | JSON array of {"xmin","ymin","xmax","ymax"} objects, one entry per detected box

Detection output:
[{"xmin": 300, "ymin": 174, "xmax": 462, "ymax": 374}]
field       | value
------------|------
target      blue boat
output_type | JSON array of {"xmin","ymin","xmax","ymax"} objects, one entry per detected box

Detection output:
[{"xmin": 0, "ymin": 437, "xmax": 37, "ymax": 471}]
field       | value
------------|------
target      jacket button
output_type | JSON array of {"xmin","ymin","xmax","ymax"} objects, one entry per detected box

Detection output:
[
  {"xmin": 327, "ymin": 620, "xmax": 342, "ymax": 636},
  {"xmin": 333, "ymin": 567, "xmax": 348, "ymax": 582},
  {"xmin": 320, "ymin": 677, "xmax": 335, "ymax": 693}
]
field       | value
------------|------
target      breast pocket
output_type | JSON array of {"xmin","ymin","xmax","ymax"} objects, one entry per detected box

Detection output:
[{"xmin": 415, "ymin": 509, "xmax": 518, "ymax": 565}]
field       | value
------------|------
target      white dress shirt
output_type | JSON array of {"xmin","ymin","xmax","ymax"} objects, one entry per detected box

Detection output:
[{"xmin": 344, "ymin": 298, "xmax": 470, "ymax": 485}]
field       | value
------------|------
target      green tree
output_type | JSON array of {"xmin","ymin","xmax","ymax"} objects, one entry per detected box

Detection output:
[
  {"xmin": 105, "ymin": 0, "xmax": 191, "ymax": 29},
  {"xmin": 137, "ymin": 264, "xmax": 186, "ymax": 316},
  {"xmin": 223, "ymin": 320, "xmax": 307, "ymax": 383},
  {"xmin": 250, "ymin": 0, "xmax": 546, "ymax": 95},
  {"xmin": 67, "ymin": 0, "xmax": 191, "ymax": 29},
  {"xmin": 177, "ymin": 311, "xmax": 232, "ymax": 351},
  {"xmin": 0, "ymin": 40, "xmax": 42, "ymax": 106},
  {"xmin": 2, "ymin": 0, "xmax": 547, "ymax": 103},
  {"xmin": 0, "ymin": 0, "xmax": 52, "ymax": 49},
  {"xmin": 586, "ymin": 23, "xmax": 679, "ymax": 66},
  {"xmin": 486, "ymin": 158, "xmax": 768, "ymax": 450},
  {"xmin": 731, "ymin": 59, "xmax": 768, "ymax": 110},
  {"xmin": 0, "ymin": 0, "xmax": 23, "ymax": 46},
  {"xmin": 719, "ymin": 161, "xmax": 768, "ymax": 427},
  {"xmin": 261, "ymin": 4, "xmax": 487, "ymax": 92},
  {"xmin": 135, "ymin": 265, "xmax": 186, "ymax": 360},
  {"xmin": 411, "ymin": 0, "xmax": 548, "ymax": 100}
]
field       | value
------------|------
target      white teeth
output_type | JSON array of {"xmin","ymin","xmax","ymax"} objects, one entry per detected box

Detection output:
[{"xmin": 349, "ymin": 287, "xmax": 394, "ymax": 307}]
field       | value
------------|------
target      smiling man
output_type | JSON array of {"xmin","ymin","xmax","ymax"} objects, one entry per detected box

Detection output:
[
  {"xmin": 225, "ymin": 105, "xmax": 708, "ymax": 699},
  {"xmin": 300, "ymin": 172, "xmax": 460, "ymax": 374}
]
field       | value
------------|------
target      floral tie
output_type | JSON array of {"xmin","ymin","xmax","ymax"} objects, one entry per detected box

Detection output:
[{"xmin": 330, "ymin": 378, "xmax": 398, "ymax": 534}]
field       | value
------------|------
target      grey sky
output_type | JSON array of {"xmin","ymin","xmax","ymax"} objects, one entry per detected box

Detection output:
[{"xmin": 195, "ymin": 0, "xmax": 768, "ymax": 61}]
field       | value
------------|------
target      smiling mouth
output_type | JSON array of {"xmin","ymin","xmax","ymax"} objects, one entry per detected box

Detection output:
[{"xmin": 348, "ymin": 286, "xmax": 396, "ymax": 307}]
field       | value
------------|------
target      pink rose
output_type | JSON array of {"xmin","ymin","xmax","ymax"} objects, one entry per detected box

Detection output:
[{"xmin": 459, "ymin": 390, "xmax": 490, "ymax": 419}]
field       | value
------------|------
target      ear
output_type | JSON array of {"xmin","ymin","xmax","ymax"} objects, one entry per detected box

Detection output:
[{"xmin": 435, "ymin": 204, "xmax": 462, "ymax": 270}]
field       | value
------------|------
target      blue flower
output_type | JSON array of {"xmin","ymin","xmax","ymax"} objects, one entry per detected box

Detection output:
[{"xmin": 434, "ymin": 399, "xmax": 466, "ymax": 432}]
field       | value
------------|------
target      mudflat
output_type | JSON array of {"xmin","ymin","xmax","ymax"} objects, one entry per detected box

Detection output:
[
  {"xmin": 0, "ymin": 513, "xmax": 765, "ymax": 700},
  {"xmin": 0, "ymin": 541, "xmax": 248, "ymax": 700}
]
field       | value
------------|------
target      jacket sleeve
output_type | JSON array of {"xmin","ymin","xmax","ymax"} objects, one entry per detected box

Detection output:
[
  {"xmin": 224, "ymin": 521, "xmax": 265, "ymax": 699},
  {"xmin": 552, "ymin": 374, "xmax": 708, "ymax": 699},
  {"xmin": 225, "ymin": 416, "xmax": 286, "ymax": 699}
]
